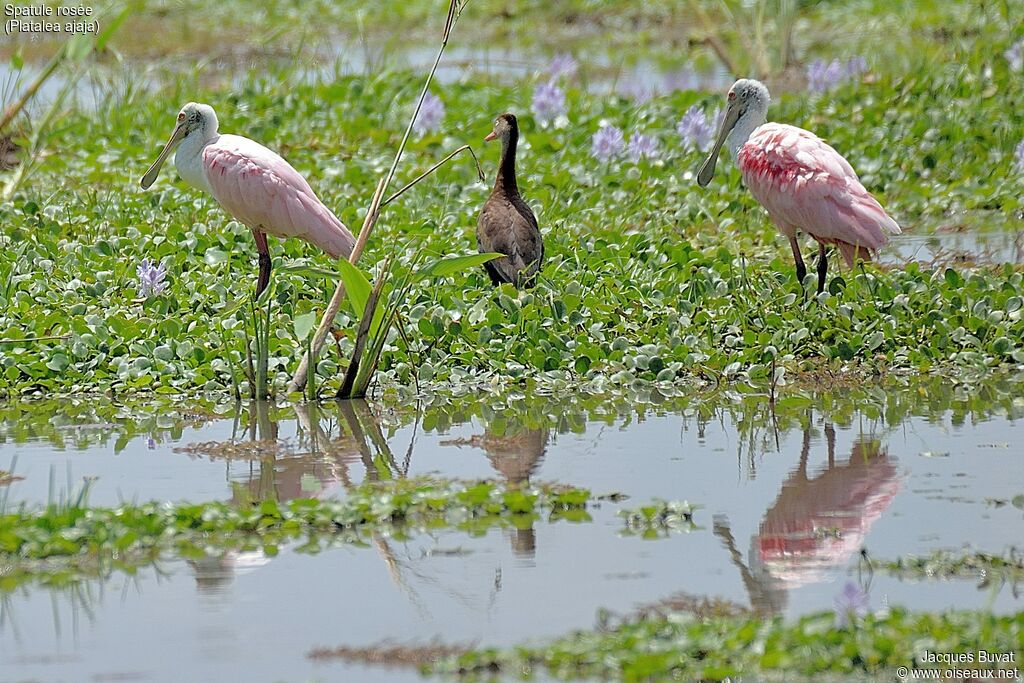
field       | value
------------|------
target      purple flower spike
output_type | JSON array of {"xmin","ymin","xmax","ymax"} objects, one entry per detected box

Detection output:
[
  {"xmin": 413, "ymin": 91, "xmax": 445, "ymax": 134},
  {"xmin": 627, "ymin": 131, "xmax": 659, "ymax": 163},
  {"xmin": 833, "ymin": 581, "xmax": 869, "ymax": 629},
  {"xmin": 677, "ymin": 105, "xmax": 717, "ymax": 154},
  {"xmin": 532, "ymin": 80, "xmax": 567, "ymax": 125},
  {"xmin": 547, "ymin": 53, "xmax": 578, "ymax": 79},
  {"xmin": 136, "ymin": 258, "xmax": 168, "ymax": 298},
  {"xmin": 591, "ymin": 124, "xmax": 624, "ymax": 163}
]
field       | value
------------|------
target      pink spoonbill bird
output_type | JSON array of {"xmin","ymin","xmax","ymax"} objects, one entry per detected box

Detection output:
[
  {"xmin": 697, "ymin": 79, "xmax": 900, "ymax": 294},
  {"xmin": 140, "ymin": 102, "xmax": 355, "ymax": 297}
]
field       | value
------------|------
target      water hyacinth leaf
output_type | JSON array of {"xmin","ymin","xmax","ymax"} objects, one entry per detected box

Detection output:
[
  {"xmin": 293, "ymin": 312, "xmax": 318, "ymax": 342},
  {"xmin": 418, "ymin": 253, "xmax": 504, "ymax": 278}
]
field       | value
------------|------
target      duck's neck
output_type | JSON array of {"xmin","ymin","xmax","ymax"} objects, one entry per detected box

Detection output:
[
  {"xmin": 495, "ymin": 128, "xmax": 519, "ymax": 196},
  {"xmin": 727, "ymin": 109, "xmax": 766, "ymax": 158}
]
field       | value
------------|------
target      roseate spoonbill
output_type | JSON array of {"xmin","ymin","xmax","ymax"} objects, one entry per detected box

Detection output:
[
  {"xmin": 477, "ymin": 113, "xmax": 544, "ymax": 288},
  {"xmin": 697, "ymin": 79, "xmax": 901, "ymax": 294},
  {"xmin": 140, "ymin": 102, "xmax": 355, "ymax": 297}
]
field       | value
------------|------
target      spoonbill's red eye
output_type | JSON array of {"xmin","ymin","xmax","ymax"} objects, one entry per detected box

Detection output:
[
  {"xmin": 177, "ymin": 113, "xmax": 185, "ymax": 121},
  {"xmin": 728, "ymin": 91, "xmax": 736, "ymax": 101}
]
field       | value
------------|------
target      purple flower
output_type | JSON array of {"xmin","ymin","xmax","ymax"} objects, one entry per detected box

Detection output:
[
  {"xmin": 547, "ymin": 53, "xmax": 578, "ymax": 79},
  {"xmin": 413, "ymin": 91, "xmax": 445, "ymax": 134},
  {"xmin": 619, "ymin": 80, "xmax": 654, "ymax": 104},
  {"xmin": 1007, "ymin": 40, "xmax": 1024, "ymax": 72},
  {"xmin": 807, "ymin": 58, "xmax": 845, "ymax": 93},
  {"xmin": 627, "ymin": 131, "xmax": 659, "ymax": 163},
  {"xmin": 676, "ymin": 105, "xmax": 718, "ymax": 153},
  {"xmin": 844, "ymin": 55, "xmax": 868, "ymax": 80},
  {"xmin": 664, "ymin": 67, "xmax": 698, "ymax": 93},
  {"xmin": 1015, "ymin": 139, "xmax": 1024, "ymax": 174},
  {"xmin": 591, "ymin": 124, "xmax": 624, "ymax": 162},
  {"xmin": 146, "ymin": 437, "xmax": 156, "ymax": 450},
  {"xmin": 532, "ymin": 80, "xmax": 567, "ymax": 125},
  {"xmin": 136, "ymin": 258, "xmax": 168, "ymax": 298},
  {"xmin": 833, "ymin": 581, "xmax": 869, "ymax": 629}
]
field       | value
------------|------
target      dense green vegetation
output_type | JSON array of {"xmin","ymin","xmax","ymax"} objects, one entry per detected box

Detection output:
[
  {"xmin": 0, "ymin": 478, "xmax": 594, "ymax": 588},
  {"xmin": 428, "ymin": 609, "xmax": 1024, "ymax": 680},
  {"xmin": 1, "ymin": 2, "xmax": 1022, "ymax": 399}
]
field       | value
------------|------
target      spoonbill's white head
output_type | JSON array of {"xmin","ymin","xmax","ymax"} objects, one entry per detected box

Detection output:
[
  {"xmin": 484, "ymin": 112, "xmax": 518, "ymax": 147},
  {"xmin": 140, "ymin": 102, "xmax": 219, "ymax": 189},
  {"xmin": 697, "ymin": 79, "xmax": 770, "ymax": 187}
]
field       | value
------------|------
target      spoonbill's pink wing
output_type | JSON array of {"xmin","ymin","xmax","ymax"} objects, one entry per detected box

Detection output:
[
  {"xmin": 738, "ymin": 123, "xmax": 900, "ymax": 266},
  {"xmin": 202, "ymin": 134, "xmax": 355, "ymax": 258}
]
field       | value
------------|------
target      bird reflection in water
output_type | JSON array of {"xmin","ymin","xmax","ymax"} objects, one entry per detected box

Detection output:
[
  {"xmin": 187, "ymin": 400, "xmax": 417, "ymax": 596},
  {"xmin": 714, "ymin": 418, "xmax": 901, "ymax": 615},
  {"xmin": 442, "ymin": 423, "xmax": 549, "ymax": 559}
]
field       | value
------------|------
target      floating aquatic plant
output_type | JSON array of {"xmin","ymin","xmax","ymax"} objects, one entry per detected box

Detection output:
[
  {"xmin": 135, "ymin": 258, "xmax": 168, "ymax": 298},
  {"xmin": 413, "ymin": 91, "xmax": 446, "ymax": 134},
  {"xmin": 627, "ymin": 131, "xmax": 659, "ymax": 163},
  {"xmin": 676, "ymin": 105, "xmax": 718, "ymax": 153},
  {"xmin": 531, "ymin": 79, "xmax": 567, "ymax": 125},
  {"xmin": 546, "ymin": 52, "xmax": 578, "ymax": 79},
  {"xmin": 591, "ymin": 123, "xmax": 624, "ymax": 162},
  {"xmin": 833, "ymin": 580, "xmax": 869, "ymax": 629}
]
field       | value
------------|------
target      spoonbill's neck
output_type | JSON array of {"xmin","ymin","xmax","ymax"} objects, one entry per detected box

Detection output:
[
  {"xmin": 174, "ymin": 130, "xmax": 219, "ymax": 194},
  {"xmin": 727, "ymin": 109, "xmax": 767, "ymax": 158}
]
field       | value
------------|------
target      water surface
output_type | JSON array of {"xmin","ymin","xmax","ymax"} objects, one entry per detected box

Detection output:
[{"xmin": 1, "ymin": 379, "xmax": 1022, "ymax": 682}]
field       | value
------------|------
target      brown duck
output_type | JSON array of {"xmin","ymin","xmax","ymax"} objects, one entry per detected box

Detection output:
[{"xmin": 477, "ymin": 113, "xmax": 544, "ymax": 288}]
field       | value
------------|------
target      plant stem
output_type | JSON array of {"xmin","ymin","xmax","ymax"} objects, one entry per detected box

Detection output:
[{"xmin": 287, "ymin": 0, "xmax": 466, "ymax": 394}]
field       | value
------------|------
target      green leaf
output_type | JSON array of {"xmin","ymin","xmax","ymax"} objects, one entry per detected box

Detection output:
[
  {"xmin": 418, "ymin": 253, "xmax": 503, "ymax": 278},
  {"xmin": 204, "ymin": 248, "xmax": 228, "ymax": 266},
  {"xmin": 293, "ymin": 312, "xmax": 317, "ymax": 341},
  {"xmin": 96, "ymin": 5, "xmax": 133, "ymax": 51},
  {"xmin": 337, "ymin": 259, "xmax": 373, "ymax": 319},
  {"xmin": 277, "ymin": 264, "xmax": 340, "ymax": 280}
]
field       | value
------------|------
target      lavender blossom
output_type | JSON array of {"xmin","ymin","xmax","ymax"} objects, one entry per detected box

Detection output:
[
  {"xmin": 146, "ymin": 437, "xmax": 157, "ymax": 450},
  {"xmin": 591, "ymin": 124, "xmax": 624, "ymax": 162},
  {"xmin": 619, "ymin": 80, "xmax": 654, "ymax": 104},
  {"xmin": 532, "ymin": 80, "xmax": 567, "ymax": 125},
  {"xmin": 663, "ymin": 67, "xmax": 699, "ymax": 94},
  {"xmin": 1015, "ymin": 139, "xmax": 1024, "ymax": 174},
  {"xmin": 547, "ymin": 52, "xmax": 578, "ymax": 79},
  {"xmin": 413, "ymin": 91, "xmax": 445, "ymax": 134},
  {"xmin": 1007, "ymin": 40, "xmax": 1024, "ymax": 72},
  {"xmin": 136, "ymin": 258, "xmax": 168, "ymax": 298},
  {"xmin": 806, "ymin": 58, "xmax": 845, "ymax": 93},
  {"xmin": 844, "ymin": 55, "xmax": 868, "ymax": 80},
  {"xmin": 833, "ymin": 581, "xmax": 869, "ymax": 629},
  {"xmin": 676, "ymin": 105, "xmax": 717, "ymax": 153},
  {"xmin": 627, "ymin": 131, "xmax": 659, "ymax": 163}
]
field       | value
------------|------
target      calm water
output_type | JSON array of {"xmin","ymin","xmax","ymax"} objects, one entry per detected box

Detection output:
[{"xmin": 1, "ymin": 379, "xmax": 1022, "ymax": 682}]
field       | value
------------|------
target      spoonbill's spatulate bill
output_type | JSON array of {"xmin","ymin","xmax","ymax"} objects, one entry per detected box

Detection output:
[
  {"xmin": 477, "ymin": 113, "xmax": 544, "ymax": 289},
  {"xmin": 140, "ymin": 102, "xmax": 355, "ymax": 296},
  {"xmin": 697, "ymin": 79, "xmax": 901, "ymax": 294}
]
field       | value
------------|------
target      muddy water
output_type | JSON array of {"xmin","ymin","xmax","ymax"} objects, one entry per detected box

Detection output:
[{"xmin": 1, "ymin": 379, "xmax": 1022, "ymax": 682}]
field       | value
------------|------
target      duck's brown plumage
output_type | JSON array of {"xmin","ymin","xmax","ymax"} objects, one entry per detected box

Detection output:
[{"xmin": 477, "ymin": 113, "xmax": 543, "ymax": 288}]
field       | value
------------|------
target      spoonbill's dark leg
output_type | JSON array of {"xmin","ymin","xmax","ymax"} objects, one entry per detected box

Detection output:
[
  {"xmin": 816, "ymin": 242, "xmax": 828, "ymax": 294},
  {"xmin": 253, "ymin": 230, "xmax": 271, "ymax": 297},
  {"xmin": 788, "ymin": 235, "xmax": 807, "ymax": 288}
]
